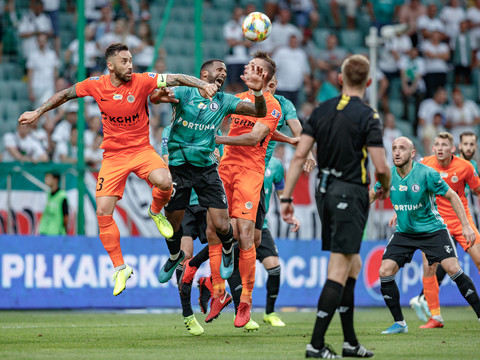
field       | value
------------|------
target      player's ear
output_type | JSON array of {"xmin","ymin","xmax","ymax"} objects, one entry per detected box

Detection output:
[
  {"xmin": 338, "ymin": 73, "xmax": 343, "ymax": 86},
  {"xmin": 452, "ymin": 145, "xmax": 456, "ymax": 153},
  {"xmin": 411, "ymin": 148, "xmax": 416, "ymax": 158},
  {"xmin": 106, "ymin": 60, "xmax": 114, "ymax": 72},
  {"xmin": 366, "ymin": 78, "xmax": 372, "ymax": 87}
]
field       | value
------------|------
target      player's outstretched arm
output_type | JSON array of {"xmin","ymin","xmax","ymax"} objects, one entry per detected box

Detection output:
[
  {"xmin": 215, "ymin": 121, "xmax": 270, "ymax": 146},
  {"xmin": 271, "ymin": 130, "xmax": 299, "ymax": 146},
  {"xmin": 164, "ymin": 74, "xmax": 218, "ymax": 100},
  {"xmin": 234, "ymin": 64, "xmax": 267, "ymax": 117},
  {"xmin": 444, "ymin": 188, "xmax": 476, "ymax": 246},
  {"xmin": 18, "ymin": 85, "xmax": 78, "ymax": 125},
  {"xmin": 368, "ymin": 146, "xmax": 391, "ymax": 200}
]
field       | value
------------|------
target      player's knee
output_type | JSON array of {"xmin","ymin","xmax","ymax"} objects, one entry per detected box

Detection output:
[
  {"xmin": 96, "ymin": 207, "xmax": 113, "ymax": 217},
  {"xmin": 379, "ymin": 265, "xmax": 394, "ymax": 278},
  {"xmin": 215, "ymin": 221, "xmax": 230, "ymax": 235},
  {"xmin": 154, "ymin": 178, "xmax": 172, "ymax": 191}
]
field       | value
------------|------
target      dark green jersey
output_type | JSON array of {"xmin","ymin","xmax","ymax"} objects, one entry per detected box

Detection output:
[
  {"xmin": 168, "ymin": 87, "xmax": 241, "ymax": 167},
  {"xmin": 264, "ymin": 94, "xmax": 297, "ymax": 168},
  {"xmin": 376, "ymin": 161, "xmax": 450, "ymax": 234},
  {"xmin": 263, "ymin": 157, "xmax": 285, "ymax": 228}
]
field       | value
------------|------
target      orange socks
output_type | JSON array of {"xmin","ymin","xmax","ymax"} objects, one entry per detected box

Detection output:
[
  {"xmin": 423, "ymin": 275, "xmax": 441, "ymax": 316},
  {"xmin": 239, "ymin": 245, "xmax": 256, "ymax": 304},
  {"xmin": 151, "ymin": 186, "xmax": 173, "ymax": 214},
  {"xmin": 97, "ymin": 215, "xmax": 123, "ymax": 267},
  {"xmin": 209, "ymin": 244, "xmax": 225, "ymax": 298}
]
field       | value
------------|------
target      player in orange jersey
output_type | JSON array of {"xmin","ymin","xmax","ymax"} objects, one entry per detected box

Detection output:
[
  {"xmin": 211, "ymin": 51, "xmax": 282, "ymax": 327},
  {"xmin": 17, "ymin": 42, "xmax": 218, "ymax": 297},
  {"xmin": 418, "ymin": 132, "xmax": 480, "ymax": 328}
]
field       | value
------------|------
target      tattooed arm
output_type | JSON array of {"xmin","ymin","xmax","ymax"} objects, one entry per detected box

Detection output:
[
  {"xmin": 164, "ymin": 74, "xmax": 218, "ymax": 100},
  {"xmin": 18, "ymin": 85, "xmax": 78, "ymax": 125},
  {"xmin": 234, "ymin": 93, "xmax": 267, "ymax": 118}
]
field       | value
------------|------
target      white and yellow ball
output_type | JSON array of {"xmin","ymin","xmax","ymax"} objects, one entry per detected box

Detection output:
[{"xmin": 242, "ymin": 12, "xmax": 272, "ymax": 42}]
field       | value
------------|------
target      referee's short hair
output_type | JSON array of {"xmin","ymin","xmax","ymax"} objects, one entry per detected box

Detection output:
[{"xmin": 341, "ymin": 55, "xmax": 370, "ymax": 88}]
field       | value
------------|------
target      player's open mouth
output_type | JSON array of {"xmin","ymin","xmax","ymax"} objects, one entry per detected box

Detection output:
[{"xmin": 215, "ymin": 78, "xmax": 224, "ymax": 87}]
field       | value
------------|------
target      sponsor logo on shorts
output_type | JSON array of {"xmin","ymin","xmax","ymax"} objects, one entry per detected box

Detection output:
[
  {"xmin": 127, "ymin": 95, "xmax": 135, "ymax": 103},
  {"xmin": 336, "ymin": 202, "xmax": 348, "ymax": 210},
  {"xmin": 317, "ymin": 310, "xmax": 328, "ymax": 318},
  {"xmin": 113, "ymin": 94, "xmax": 123, "ymax": 100},
  {"xmin": 451, "ymin": 175, "xmax": 458, "ymax": 183},
  {"xmin": 411, "ymin": 184, "xmax": 420, "ymax": 192},
  {"xmin": 209, "ymin": 102, "xmax": 219, "ymax": 111},
  {"xmin": 245, "ymin": 202, "xmax": 253, "ymax": 210},
  {"xmin": 399, "ymin": 185, "xmax": 408, "ymax": 191},
  {"xmin": 444, "ymin": 245, "xmax": 453, "ymax": 253},
  {"xmin": 222, "ymin": 195, "xmax": 227, "ymax": 204}
]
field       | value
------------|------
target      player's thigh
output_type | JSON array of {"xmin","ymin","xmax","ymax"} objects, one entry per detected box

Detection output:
[
  {"xmin": 96, "ymin": 153, "xmax": 131, "ymax": 199},
  {"xmin": 218, "ymin": 164, "xmax": 235, "ymax": 216},
  {"xmin": 131, "ymin": 146, "xmax": 169, "ymax": 187},
  {"xmin": 466, "ymin": 243, "xmax": 480, "ymax": 270},
  {"xmin": 420, "ymin": 229, "xmax": 458, "ymax": 265},
  {"xmin": 195, "ymin": 164, "xmax": 228, "ymax": 210},
  {"xmin": 257, "ymin": 228, "xmax": 279, "ymax": 263},
  {"xmin": 382, "ymin": 232, "xmax": 417, "ymax": 269},
  {"xmin": 452, "ymin": 221, "xmax": 480, "ymax": 252},
  {"xmin": 164, "ymin": 164, "xmax": 193, "ymax": 212},
  {"xmin": 229, "ymin": 168, "xmax": 263, "ymax": 222}
]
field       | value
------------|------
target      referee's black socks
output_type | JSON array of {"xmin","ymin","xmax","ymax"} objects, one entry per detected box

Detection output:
[
  {"xmin": 339, "ymin": 277, "xmax": 358, "ymax": 347},
  {"xmin": 380, "ymin": 275, "xmax": 404, "ymax": 322},
  {"xmin": 217, "ymin": 224, "xmax": 234, "ymax": 254},
  {"xmin": 451, "ymin": 269, "xmax": 480, "ymax": 318},
  {"xmin": 311, "ymin": 279, "xmax": 344, "ymax": 350}
]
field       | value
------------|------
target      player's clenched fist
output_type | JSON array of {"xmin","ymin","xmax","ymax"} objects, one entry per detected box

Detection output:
[
  {"xmin": 18, "ymin": 111, "xmax": 39, "ymax": 125},
  {"xmin": 202, "ymin": 83, "xmax": 218, "ymax": 100}
]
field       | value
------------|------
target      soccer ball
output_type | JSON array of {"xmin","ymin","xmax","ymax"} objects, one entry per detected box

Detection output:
[{"xmin": 242, "ymin": 12, "xmax": 272, "ymax": 42}]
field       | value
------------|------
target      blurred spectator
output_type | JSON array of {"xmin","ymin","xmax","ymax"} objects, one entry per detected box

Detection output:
[
  {"xmin": 1, "ymin": 0, "xmax": 19, "ymax": 60},
  {"xmin": 133, "ymin": 21, "xmax": 155, "ymax": 72},
  {"xmin": 453, "ymin": 20, "xmax": 473, "ymax": 84},
  {"xmin": 29, "ymin": 117, "xmax": 50, "ymax": 152},
  {"xmin": 52, "ymin": 101, "xmax": 78, "ymax": 145},
  {"xmin": 423, "ymin": 112, "xmax": 447, "ymax": 155},
  {"xmin": 417, "ymin": 86, "xmax": 447, "ymax": 140},
  {"xmin": 65, "ymin": 24, "xmax": 100, "ymax": 79},
  {"xmin": 42, "ymin": 0, "xmax": 61, "ymax": 55},
  {"xmin": 331, "ymin": 0, "xmax": 358, "ymax": 30},
  {"xmin": 273, "ymin": 34, "xmax": 311, "ymax": 106},
  {"xmin": 316, "ymin": 33, "xmax": 347, "ymax": 74},
  {"xmin": 439, "ymin": 0, "xmax": 466, "ymax": 49},
  {"xmin": 422, "ymin": 30, "xmax": 450, "ymax": 98},
  {"xmin": 18, "ymin": 0, "xmax": 53, "ymax": 57},
  {"xmin": 224, "ymin": 6, "xmax": 251, "ymax": 93},
  {"xmin": 315, "ymin": 69, "xmax": 340, "ymax": 103},
  {"xmin": 399, "ymin": 47, "xmax": 426, "ymax": 124},
  {"xmin": 53, "ymin": 126, "xmax": 77, "ymax": 163},
  {"xmin": 27, "ymin": 33, "xmax": 59, "ymax": 109},
  {"xmin": 383, "ymin": 113, "xmax": 402, "ymax": 166},
  {"xmin": 264, "ymin": 0, "xmax": 280, "ymax": 22},
  {"xmin": 93, "ymin": 2, "xmax": 114, "ymax": 39},
  {"xmin": 288, "ymin": 0, "xmax": 319, "ymax": 30},
  {"xmin": 86, "ymin": 115, "xmax": 102, "ymax": 148},
  {"xmin": 417, "ymin": 3, "xmax": 445, "ymax": 46},
  {"xmin": 85, "ymin": 0, "xmax": 109, "ymax": 23},
  {"xmin": 468, "ymin": 0, "xmax": 480, "ymax": 51},
  {"xmin": 398, "ymin": 0, "xmax": 426, "ymax": 47},
  {"xmin": 269, "ymin": 7, "xmax": 303, "ymax": 53},
  {"xmin": 38, "ymin": 172, "xmax": 69, "ymax": 235},
  {"xmin": 2, "ymin": 123, "xmax": 48, "ymax": 163},
  {"xmin": 367, "ymin": 0, "xmax": 401, "ymax": 29},
  {"xmin": 445, "ymin": 87, "xmax": 480, "ymax": 144},
  {"xmin": 97, "ymin": 17, "xmax": 141, "ymax": 52},
  {"xmin": 85, "ymin": 132, "xmax": 104, "ymax": 169}
]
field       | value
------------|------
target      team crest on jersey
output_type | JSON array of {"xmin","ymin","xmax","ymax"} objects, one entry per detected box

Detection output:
[
  {"xmin": 209, "ymin": 102, "xmax": 219, "ymax": 112},
  {"xmin": 148, "ymin": 72, "xmax": 155, "ymax": 78},
  {"xmin": 127, "ymin": 95, "xmax": 135, "ymax": 103},
  {"xmin": 113, "ymin": 94, "xmax": 123, "ymax": 100},
  {"xmin": 245, "ymin": 201, "xmax": 253, "ymax": 210},
  {"xmin": 89, "ymin": 76, "xmax": 99, "ymax": 80},
  {"xmin": 399, "ymin": 185, "xmax": 408, "ymax": 191},
  {"xmin": 451, "ymin": 175, "xmax": 458, "ymax": 183},
  {"xmin": 411, "ymin": 184, "xmax": 420, "ymax": 192},
  {"xmin": 440, "ymin": 172, "xmax": 448, "ymax": 178},
  {"xmin": 271, "ymin": 109, "xmax": 280, "ymax": 118}
]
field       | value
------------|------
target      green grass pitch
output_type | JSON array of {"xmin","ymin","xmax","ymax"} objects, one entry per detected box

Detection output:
[{"xmin": 1, "ymin": 307, "xmax": 479, "ymax": 360}]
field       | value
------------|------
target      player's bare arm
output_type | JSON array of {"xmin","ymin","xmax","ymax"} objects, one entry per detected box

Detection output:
[
  {"xmin": 368, "ymin": 146, "xmax": 391, "ymax": 200},
  {"xmin": 18, "ymin": 85, "xmax": 78, "ymax": 125},
  {"xmin": 276, "ymin": 189, "xmax": 300, "ymax": 232},
  {"xmin": 444, "ymin": 188, "xmax": 476, "ymax": 246},
  {"xmin": 234, "ymin": 64, "xmax": 267, "ymax": 117},
  {"xmin": 164, "ymin": 74, "xmax": 218, "ymax": 100},
  {"xmin": 286, "ymin": 118, "xmax": 316, "ymax": 172},
  {"xmin": 271, "ymin": 130, "xmax": 299, "ymax": 145},
  {"xmin": 149, "ymin": 87, "xmax": 179, "ymax": 104},
  {"xmin": 215, "ymin": 121, "xmax": 270, "ymax": 146}
]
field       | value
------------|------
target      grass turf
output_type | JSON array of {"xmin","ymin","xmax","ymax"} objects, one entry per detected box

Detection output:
[{"xmin": 1, "ymin": 307, "xmax": 479, "ymax": 360}]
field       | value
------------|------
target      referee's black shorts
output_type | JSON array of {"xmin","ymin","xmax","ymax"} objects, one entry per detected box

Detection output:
[
  {"xmin": 315, "ymin": 179, "xmax": 369, "ymax": 254},
  {"xmin": 383, "ymin": 229, "xmax": 457, "ymax": 268}
]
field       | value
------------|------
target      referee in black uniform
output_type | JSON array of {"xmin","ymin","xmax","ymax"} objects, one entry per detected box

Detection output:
[{"xmin": 281, "ymin": 55, "xmax": 391, "ymax": 359}]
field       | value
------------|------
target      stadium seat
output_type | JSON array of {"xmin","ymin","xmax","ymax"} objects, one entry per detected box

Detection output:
[
  {"xmin": 5, "ymin": 102, "xmax": 20, "ymax": 123},
  {"xmin": 11, "ymin": 81, "xmax": 29, "ymax": 101},
  {"xmin": 0, "ymin": 63, "xmax": 23, "ymax": 81},
  {"xmin": 389, "ymin": 77, "xmax": 402, "ymax": 100},
  {"xmin": 389, "ymin": 99, "xmax": 404, "ymax": 120},
  {"xmin": 313, "ymin": 28, "xmax": 331, "ymax": 49},
  {"xmin": 396, "ymin": 119, "xmax": 414, "ymax": 138},
  {"xmin": 0, "ymin": 84, "xmax": 13, "ymax": 99},
  {"xmin": 457, "ymin": 84, "xmax": 477, "ymax": 102},
  {"xmin": 339, "ymin": 29, "xmax": 364, "ymax": 52}
]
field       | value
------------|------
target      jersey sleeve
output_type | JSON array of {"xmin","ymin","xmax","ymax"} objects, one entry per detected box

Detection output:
[
  {"xmin": 273, "ymin": 160, "xmax": 285, "ymax": 191},
  {"xmin": 257, "ymin": 96, "xmax": 282, "ymax": 133},
  {"xmin": 365, "ymin": 109, "xmax": 384, "ymax": 147},
  {"xmin": 75, "ymin": 77, "xmax": 98, "ymax": 98},
  {"xmin": 465, "ymin": 161, "xmax": 480, "ymax": 190},
  {"xmin": 139, "ymin": 72, "xmax": 162, "ymax": 95},
  {"xmin": 283, "ymin": 98, "xmax": 298, "ymax": 121},
  {"xmin": 427, "ymin": 168, "xmax": 450, "ymax": 196},
  {"xmin": 224, "ymin": 93, "xmax": 242, "ymax": 114},
  {"xmin": 161, "ymin": 126, "xmax": 171, "ymax": 156}
]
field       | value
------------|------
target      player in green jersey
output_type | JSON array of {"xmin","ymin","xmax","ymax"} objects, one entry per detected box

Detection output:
[{"xmin": 370, "ymin": 136, "xmax": 480, "ymax": 334}]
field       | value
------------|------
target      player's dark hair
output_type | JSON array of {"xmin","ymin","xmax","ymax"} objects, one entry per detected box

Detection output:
[
  {"xmin": 105, "ymin": 43, "xmax": 129, "ymax": 60},
  {"xmin": 252, "ymin": 50, "xmax": 276, "ymax": 82},
  {"xmin": 341, "ymin": 54, "xmax": 370, "ymax": 88},
  {"xmin": 200, "ymin": 59, "xmax": 225, "ymax": 74},
  {"xmin": 460, "ymin": 131, "xmax": 477, "ymax": 142}
]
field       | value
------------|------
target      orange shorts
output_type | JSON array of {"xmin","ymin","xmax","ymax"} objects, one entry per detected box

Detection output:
[
  {"xmin": 445, "ymin": 216, "xmax": 480, "ymax": 251},
  {"xmin": 218, "ymin": 163, "xmax": 263, "ymax": 222},
  {"xmin": 96, "ymin": 145, "xmax": 168, "ymax": 199}
]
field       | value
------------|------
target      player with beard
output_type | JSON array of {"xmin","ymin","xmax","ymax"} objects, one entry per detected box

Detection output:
[{"xmin": 18, "ymin": 43, "xmax": 218, "ymax": 297}]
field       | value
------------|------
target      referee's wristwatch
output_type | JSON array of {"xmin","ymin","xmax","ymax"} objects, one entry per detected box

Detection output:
[{"xmin": 280, "ymin": 196, "xmax": 293, "ymax": 203}]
